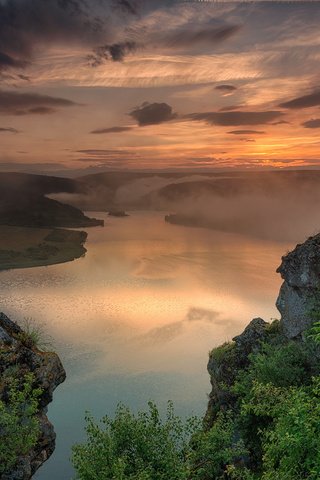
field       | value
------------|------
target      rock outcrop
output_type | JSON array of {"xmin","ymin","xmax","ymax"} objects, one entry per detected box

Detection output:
[
  {"xmin": 206, "ymin": 232, "xmax": 320, "ymax": 425},
  {"xmin": 0, "ymin": 313, "xmax": 66, "ymax": 479},
  {"xmin": 276, "ymin": 233, "xmax": 320, "ymax": 338}
]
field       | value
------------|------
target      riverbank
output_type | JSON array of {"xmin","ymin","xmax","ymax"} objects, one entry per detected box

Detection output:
[{"xmin": 0, "ymin": 226, "xmax": 88, "ymax": 270}]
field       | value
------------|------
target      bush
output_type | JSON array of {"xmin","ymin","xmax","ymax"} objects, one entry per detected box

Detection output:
[
  {"xmin": 0, "ymin": 373, "xmax": 41, "ymax": 474},
  {"xmin": 72, "ymin": 401, "xmax": 200, "ymax": 480},
  {"xmin": 241, "ymin": 378, "xmax": 320, "ymax": 480},
  {"xmin": 189, "ymin": 411, "xmax": 248, "ymax": 480},
  {"xmin": 72, "ymin": 337, "xmax": 320, "ymax": 480}
]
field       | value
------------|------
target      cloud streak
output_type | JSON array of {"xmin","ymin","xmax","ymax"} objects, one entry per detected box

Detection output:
[
  {"xmin": 228, "ymin": 130, "xmax": 265, "ymax": 135},
  {"xmin": 0, "ymin": 90, "xmax": 79, "ymax": 115},
  {"xmin": 279, "ymin": 91, "xmax": 320, "ymax": 109},
  {"xmin": 302, "ymin": 118, "xmax": 320, "ymax": 129},
  {"xmin": 91, "ymin": 126, "xmax": 133, "ymax": 134},
  {"xmin": 186, "ymin": 111, "xmax": 284, "ymax": 126},
  {"xmin": 0, "ymin": 127, "xmax": 19, "ymax": 133}
]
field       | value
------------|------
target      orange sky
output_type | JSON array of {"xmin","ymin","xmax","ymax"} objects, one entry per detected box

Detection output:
[{"xmin": 1, "ymin": 1, "xmax": 320, "ymax": 175}]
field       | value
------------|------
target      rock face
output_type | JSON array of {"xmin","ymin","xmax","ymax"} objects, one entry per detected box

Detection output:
[
  {"xmin": 0, "ymin": 313, "xmax": 66, "ymax": 479},
  {"xmin": 276, "ymin": 233, "xmax": 320, "ymax": 338},
  {"xmin": 206, "ymin": 233, "xmax": 320, "ymax": 426}
]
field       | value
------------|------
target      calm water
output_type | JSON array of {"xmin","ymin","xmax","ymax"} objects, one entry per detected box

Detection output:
[{"xmin": 0, "ymin": 212, "xmax": 290, "ymax": 479}]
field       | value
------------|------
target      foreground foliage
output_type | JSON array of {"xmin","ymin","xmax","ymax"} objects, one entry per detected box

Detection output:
[
  {"xmin": 73, "ymin": 336, "xmax": 320, "ymax": 480},
  {"xmin": 72, "ymin": 401, "xmax": 199, "ymax": 480},
  {"xmin": 0, "ymin": 373, "xmax": 41, "ymax": 474}
]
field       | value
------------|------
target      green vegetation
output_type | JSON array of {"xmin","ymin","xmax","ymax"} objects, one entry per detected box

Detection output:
[
  {"xmin": 209, "ymin": 341, "xmax": 235, "ymax": 363},
  {"xmin": 73, "ymin": 334, "xmax": 320, "ymax": 480},
  {"xmin": 0, "ymin": 373, "xmax": 41, "ymax": 475},
  {"xmin": 72, "ymin": 401, "xmax": 200, "ymax": 480}
]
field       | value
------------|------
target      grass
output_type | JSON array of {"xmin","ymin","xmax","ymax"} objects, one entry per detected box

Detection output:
[{"xmin": 17, "ymin": 317, "xmax": 53, "ymax": 351}]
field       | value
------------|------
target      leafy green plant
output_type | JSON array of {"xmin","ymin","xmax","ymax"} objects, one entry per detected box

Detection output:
[
  {"xmin": 189, "ymin": 411, "xmax": 248, "ymax": 480},
  {"xmin": 308, "ymin": 321, "xmax": 320, "ymax": 344},
  {"xmin": 0, "ymin": 373, "xmax": 42, "ymax": 474},
  {"xmin": 72, "ymin": 401, "xmax": 200, "ymax": 480},
  {"xmin": 72, "ymin": 332, "xmax": 320, "ymax": 480},
  {"xmin": 241, "ymin": 378, "xmax": 320, "ymax": 480}
]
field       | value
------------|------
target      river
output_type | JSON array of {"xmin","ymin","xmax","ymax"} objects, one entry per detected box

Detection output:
[{"xmin": 0, "ymin": 211, "xmax": 290, "ymax": 479}]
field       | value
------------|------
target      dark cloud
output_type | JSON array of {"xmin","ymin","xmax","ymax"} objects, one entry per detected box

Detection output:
[
  {"xmin": 167, "ymin": 25, "xmax": 241, "ymax": 48},
  {"xmin": 215, "ymin": 84, "xmax": 237, "ymax": 96},
  {"xmin": 0, "ymin": 127, "xmax": 19, "ymax": 133},
  {"xmin": 0, "ymin": 90, "xmax": 79, "ymax": 115},
  {"xmin": 302, "ymin": 118, "xmax": 320, "ymax": 129},
  {"xmin": 219, "ymin": 105, "xmax": 243, "ymax": 112},
  {"xmin": 0, "ymin": 52, "xmax": 28, "ymax": 72},
  {"xmin": 91, "ymin": 126, "xmax": 133, "ymax": 134},
  {"xmin": 186, "ymin": 110, "xmax": 283, "ymax": 126},
  {"xmin": 130, "ymin": 102, "xmax": 177, "ymax": 126},
  {"xmin": 227, "ymin": 129, "xmax": 265, "ymax": 135},
  {"xmin": 88, "ymin": 41, "xmax": 137, "ymax": 64},
  {"xmin": 113, "ymin": 0, "xmax": 138, "ymax": 16},
  {"xmin": 0, "ymin": 0, "xmax": 106, "ymax": 72},
  {"xmin": 279, "ymin": 91, "xmax": 320, "ymax": 109}
]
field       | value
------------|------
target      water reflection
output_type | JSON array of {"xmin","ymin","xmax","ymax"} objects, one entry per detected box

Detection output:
[{"xmin": 0, "ymin": 212, "xmax": 291, "ymax": 479}]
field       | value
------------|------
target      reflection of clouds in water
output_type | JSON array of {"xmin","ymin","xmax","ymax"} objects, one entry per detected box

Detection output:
[
  {"xmin": 133, "ymin": 251, "xmax": 222, "ymax": 281},
  {"xmin": 139, "ymin": 306, "xmax": 235, "ymax": 345},
  {"xmin": 187, "ymin": 307, "xmax": 219, "ymax": 322}
]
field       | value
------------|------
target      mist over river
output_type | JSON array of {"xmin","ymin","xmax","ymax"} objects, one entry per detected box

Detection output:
[{"xmin": 0, "ymin": 211, "xmax": 292, "ymax": 479}]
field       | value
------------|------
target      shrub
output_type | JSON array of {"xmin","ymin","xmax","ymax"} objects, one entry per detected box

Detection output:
[
  {"xmin": 189, "ymin": 411, "xmax": 248, "ymax": 480},
  {"xmin": 241, "ymin": 378, "xmax": 320, "ymax": 480},
  {"xmin": 0, "ymin": 373, "xmax": 41, "ymax": 474},
  {"xmin": 72, "ymin": 401, "xmax": 200, "ymax": 480}
]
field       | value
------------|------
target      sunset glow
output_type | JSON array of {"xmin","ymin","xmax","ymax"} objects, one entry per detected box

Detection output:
[{"xmin": 1, "ymin": 1, "xmax": 320, "ymax": 174}]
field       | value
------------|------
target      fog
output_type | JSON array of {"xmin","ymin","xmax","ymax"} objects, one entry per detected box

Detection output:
[{"xmin": 49, "ymin": 171, "xmax": 320, "ymax": 243}]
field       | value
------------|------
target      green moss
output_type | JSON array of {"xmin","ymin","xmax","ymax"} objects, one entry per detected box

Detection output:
[{"xmin": 209, "ymin": 341, "xmax": 236, "ymax": 364}]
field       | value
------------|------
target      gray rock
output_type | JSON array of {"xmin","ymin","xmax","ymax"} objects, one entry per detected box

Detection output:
[
  {"xmin": 233, "ymin": 317, "xmax": 268, "ymax": 357},
  {"xmin": 276, "ymin": 233, "xmax": 320, "ymax": 338}
]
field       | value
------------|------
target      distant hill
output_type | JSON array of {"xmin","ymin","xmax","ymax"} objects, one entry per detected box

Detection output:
[
  {"xmin": 0, "ymin": 172, "xmax": 78, "ymax": 196},
  {"xmin": 0, "ymin": 172, "xmax": 103, "ymax": 228}
]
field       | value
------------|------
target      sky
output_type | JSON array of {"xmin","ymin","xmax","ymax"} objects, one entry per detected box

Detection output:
[{"xmin": 1, "ymin": 0, "xmax": 320, "ymax": 175}]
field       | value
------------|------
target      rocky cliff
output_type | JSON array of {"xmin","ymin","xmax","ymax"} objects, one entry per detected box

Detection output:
[
  {"xmin": 206, "ymin": 232, "xmax": 320, "ymax": 426},
  {"xmin": 276, "ymin": 233, "xmax": 320, "ymax": 338},
  {"xmin": 0, "ymin": 313, "xmax": 66, "ymax": 479}
]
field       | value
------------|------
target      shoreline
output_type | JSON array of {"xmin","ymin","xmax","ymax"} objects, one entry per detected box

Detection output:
[{"xmin": 0, "ymin": 226, "xmax": 88, "ymax": 271}]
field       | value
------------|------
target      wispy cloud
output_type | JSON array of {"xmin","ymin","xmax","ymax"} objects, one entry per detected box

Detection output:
[
  {"xmin": 91, "ymin": 126, "xmax": 133, "ymax": 134},
  {"xmin": 186, "ymin": 111, "xmax": 284, "ymax": 126},
  {"xmin": 279, "ymin": 90, "xmax": 320, "ymax": 109},
  {"xmin": 0, "ymin": 127, "xmax": 19, "ymax": 134},
  {"xmin": 0, "ymin": 90, "xmax": 79, "ymax": 115}
]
